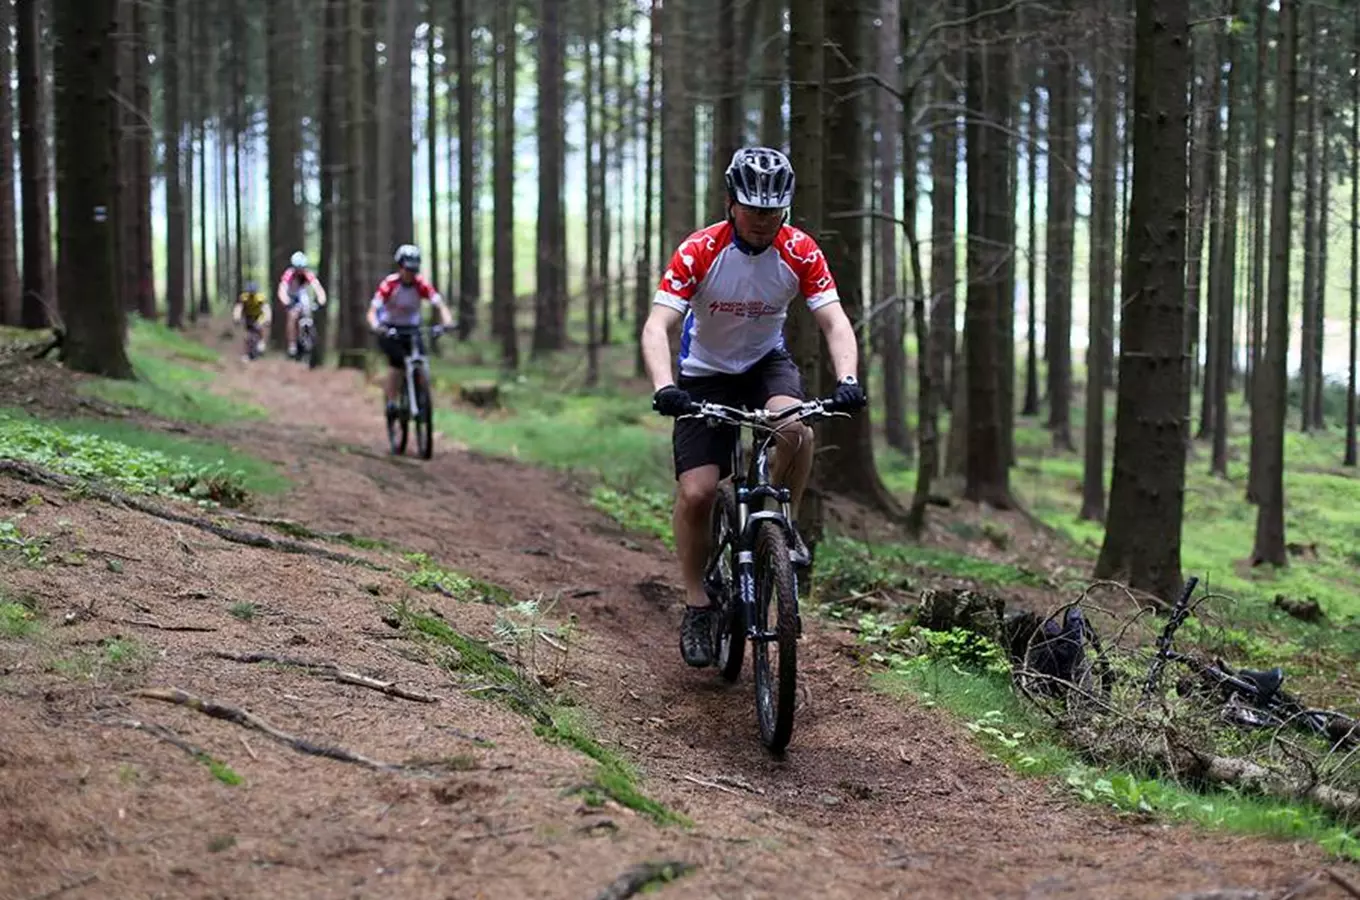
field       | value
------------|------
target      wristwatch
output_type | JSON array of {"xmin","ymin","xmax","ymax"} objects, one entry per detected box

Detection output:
[{"xmin": 839, "ymin": 375, "xmax": 858, "ymax": 385}]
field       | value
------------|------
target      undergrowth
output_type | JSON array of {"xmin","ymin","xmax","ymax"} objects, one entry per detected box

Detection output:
[
  {"xmin": 404, "ymin": 553, "xmax": 515, "ymax": 605},
  {"xmin": 0, "ymin": 410, "xmax": 260, "ymax": 506},
  {"xmin": 852, "ymin": 611, "xmax": 1360, "ymax": 862}
]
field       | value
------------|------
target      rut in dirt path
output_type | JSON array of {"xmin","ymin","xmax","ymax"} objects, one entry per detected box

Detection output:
[{"xmin": 195, "ymin": 349, "xmax": 1356, "ymax": 899}]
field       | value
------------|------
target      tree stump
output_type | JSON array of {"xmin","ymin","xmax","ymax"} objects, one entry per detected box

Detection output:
[
  {"xmin": 915, "ymin": 588, "xmax": 1005, "ymax": 641},
  {"xmin": 459, "ymin": 381, "xmax": 501, "ymax": 410}
]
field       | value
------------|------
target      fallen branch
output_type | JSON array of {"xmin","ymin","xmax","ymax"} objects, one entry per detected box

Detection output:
[
  {"xmin": 105, "ymin": 717, "xmax": 211, "ymax": 761},
  {"xmin": 112, "ymin": 617, "xmax": 219, "ymax": 633},
  {"xmin": 592, "ymin": 861, "xmax": 697, "ymax": 900},
  {"xmin": 132, "ymin": 687, "xmax": 400, "ymax": 770},
  {"xmin": 681, "ymin": 774, "xmax": 744, "ymax": 796},
  {"xmin": 21, "ymin": 871, "xmax": 98, "ymax": 900},
  {"xmin": 0, "ymin": 459, "xmax": 386, "ymax": 570},
  {"xmin": 212, "ymin": 651, "xmax": 439, "ymax": 703}
]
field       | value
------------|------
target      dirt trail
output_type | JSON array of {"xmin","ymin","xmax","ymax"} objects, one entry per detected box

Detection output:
[{"xmin": 0, "ymin": 339, "xmax": 1351, "ymax": 899}]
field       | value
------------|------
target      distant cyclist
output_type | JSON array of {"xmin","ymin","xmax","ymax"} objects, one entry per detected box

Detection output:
[
  {"xmin": 276, "ymin": 250, "xmax": 328, "ymax": 359},
  {"xmin": 232, "ymin": 280, "xmax": 270, "ymax": 361},
  {"xmin": 367, "ymin": 244, "xmax": 454, "ymax": 421},
  {"xmin": 640, "ymin": 146, "xmax": 866, "ymax": 668}
]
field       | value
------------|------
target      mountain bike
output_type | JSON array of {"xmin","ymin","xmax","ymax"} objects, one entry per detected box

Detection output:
[
  {"xmin": 242, "ymin": 322, "xmax": 264, "ymax": 361},
  {"xmin": 384, "ymin": 324, "xmax": 437, "ymax": 460},
  {"xmin": 676, "ymin": 396, "xmax": 851, "ymax": 752},
  {"xmin": 293, "ymin": 289, "xmax": 320, "ymax": 369}
]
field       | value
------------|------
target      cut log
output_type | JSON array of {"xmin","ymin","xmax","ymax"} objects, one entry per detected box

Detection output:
[{"xmin": 459, "ymin": 380, "xmax": 501, "ymax": 410}]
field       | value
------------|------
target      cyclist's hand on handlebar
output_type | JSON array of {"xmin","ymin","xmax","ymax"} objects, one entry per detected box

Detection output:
[
  {"xmin": 830, "ymin": 377, "xmax": 867, "ymax": 411},
  {"xmin": 651, "ymin": 384, "xmax": 694, "ymax": 417},
  {"xmin": 431, "ymin": 324, "xmax": 446, "ymax": 337}
]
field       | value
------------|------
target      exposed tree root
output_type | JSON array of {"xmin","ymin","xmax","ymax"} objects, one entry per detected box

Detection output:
[
  {"xmin": 105, "ymin": 717, "xmax": 211, "ymax": 762},
  {"xmin": 0, "ymin": 459, "xmax": 386, "ymax": 570},
  {"xmin": 132, "ymin": 687, "xmax": 401, "ymax": 771},
  {"xmin": 212, "ymin": 651, "xmax": 439, "ymax": 703},
  {"xmin": 592, "ymin": 861, "xmax": 697, "ymax": 900}
]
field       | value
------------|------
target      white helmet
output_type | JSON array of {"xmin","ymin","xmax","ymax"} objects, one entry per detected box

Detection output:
[
  {"xmin": 289, "ymin": 250, "xmax": 308, "ymax": 269},
  {"xmin": 724, "ymin": 147, "xmax": 795, "ymax": 209},
  {"xmin": 394, "ymin": 243, "xmax": 421, "ymax": 271}
]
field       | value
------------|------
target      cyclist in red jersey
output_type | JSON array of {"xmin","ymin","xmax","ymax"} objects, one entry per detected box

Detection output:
[{"xmin": 640, "ymin": 146, "xmax": 866, "ymax": 668}]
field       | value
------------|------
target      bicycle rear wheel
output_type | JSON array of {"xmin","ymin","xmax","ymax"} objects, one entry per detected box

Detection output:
[
  {"xmin": 415, "ymin": 376, "xmax": 434, "ymax": 460},
  {"xmin": 710, "ymin": 482, "xmax": 744, "ymax": 683},
  {"xmin": 387, "ymin": 393, "xmax": 409, "ymax": 455},
  {"xmin": 752, "ymin": 520, "xmax": 798, "ymax": 752}
]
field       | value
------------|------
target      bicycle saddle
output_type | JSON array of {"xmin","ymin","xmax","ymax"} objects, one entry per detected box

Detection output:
[{"xmin": 1238, "ymin": 666, "xmax": 1285, "ymax": 702}]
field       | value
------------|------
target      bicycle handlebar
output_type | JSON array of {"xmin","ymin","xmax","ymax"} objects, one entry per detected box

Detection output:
[{"xmin": 674, "ymin": 397, "xmax": 853, "ymax": 429}]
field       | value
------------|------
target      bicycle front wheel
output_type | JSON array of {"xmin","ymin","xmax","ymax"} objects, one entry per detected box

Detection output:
[
  {"xmin": 387, "ymin": 393, "xmax": 409, "ymax": 456},
  {"xmin": 752, "ymin": 520, "xmax": 798, "ymax": 752},
  {"xmin": 415, "ymin": 375, "xmax": 434, "ymax": 460},
  {"xmin": 711, "ymin": 482, "xmax": 744, "ymax": 683}
]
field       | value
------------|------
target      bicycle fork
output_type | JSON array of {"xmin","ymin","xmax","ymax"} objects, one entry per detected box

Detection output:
[{"xmin": 404, "ymin": 359, "xmax": 421, "ymax": 418}]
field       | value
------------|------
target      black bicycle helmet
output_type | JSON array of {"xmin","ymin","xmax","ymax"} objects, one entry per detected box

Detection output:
[
  {"xmin": 394, "ymin": 243, "xmax": 421, "ymax": 272},
  {"xmin": 724, "ymin": 147, "xmax": 795, "ymax": 209}
]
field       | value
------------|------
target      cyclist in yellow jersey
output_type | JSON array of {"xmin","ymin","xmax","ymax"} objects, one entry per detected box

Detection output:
[{"xmin": 232, "ymin": 280, "xmax": 271, "ymax": 361}]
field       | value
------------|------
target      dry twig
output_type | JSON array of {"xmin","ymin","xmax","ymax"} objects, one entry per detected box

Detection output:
[{"xmin": 212, "ymin": 650, "xmax": 439, "ymax": 703}]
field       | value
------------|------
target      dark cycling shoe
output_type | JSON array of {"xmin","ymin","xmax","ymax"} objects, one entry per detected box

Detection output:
[
  {"xmin": 789, "ymin": 526, "xmax": 812, "ymax": 569},
  {"xmin": 680, "ymin": 605, "xmax": 716, "ymax": 667},
  {"xmin": 385, "ymin": 402, "xmax": 399, "ymax": 423}
]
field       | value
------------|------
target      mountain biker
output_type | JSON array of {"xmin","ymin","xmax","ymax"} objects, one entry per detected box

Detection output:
[
  {"xmin": 366, "ymin": 244, "xmax": 454, "ymax": 421},
  {"xmin": 277, "ymin": 251, "xmax": 328, "ymax": 359},
  {"xmin": 232, "ymin": 280, "xmax": 270, "ymax": 361},
  {"xmin": 640, "ymin": 146, "xmax": 867, "ymax": 669}
]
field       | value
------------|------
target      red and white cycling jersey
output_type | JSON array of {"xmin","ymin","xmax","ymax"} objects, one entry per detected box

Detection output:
[
  {"xmin": 371, "ymin": 272, "xmax": 442, "ymax": 326},
  {"xmin": 278, "ymin": 267, "xmax": 320, "ymax": 298},
  {"xmin": 653, "ymin": 221, "xmax": 839, "ymax": 378}
]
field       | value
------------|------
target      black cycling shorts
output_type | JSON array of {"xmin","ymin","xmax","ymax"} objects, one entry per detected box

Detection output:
[
  {"xmin": 672, "ymin": 349, "xmax": 805, "ymax": 479},
  {"xmin": 379, "ymin": 331, "xmax": 424, "ymax": 368}
]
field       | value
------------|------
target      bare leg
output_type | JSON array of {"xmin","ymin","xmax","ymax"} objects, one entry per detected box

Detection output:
[
  {"xmin": 286, "ymin": 308, "xmax": 298, "ymax": 350},
  {"xmin": 385, "ymin": 368, "xmax": 401, "ymax": 405},
  {"xmin": 674, "ymin": 465, "xmax": 720, "ymax": 608},
  {"xmin": 766, "ymin": 394, "xmax": 814, "ymax": 518}
]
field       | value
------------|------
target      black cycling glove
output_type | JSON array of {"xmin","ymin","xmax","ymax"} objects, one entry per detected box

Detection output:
[
  {"xmin": 652, "ymin": 384, "xmax": 694, "ymax": 417},
  {"xmin": 831, "ymin": 377, "xmax": 867, "ymax": 411}
]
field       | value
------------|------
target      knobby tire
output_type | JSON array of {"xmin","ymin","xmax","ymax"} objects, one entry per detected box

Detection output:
[
  {"xmin": 711, "ymin": 482, "xmax": 743, "ymax": 683},
  {"xmin": 753, "ymin": 521, "xmax": 798, "ymax": 752}
]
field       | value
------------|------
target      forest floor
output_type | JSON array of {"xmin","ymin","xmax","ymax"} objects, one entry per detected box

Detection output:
[{"xmin": 0, "ymin": 320, "xmax": 1356, "ymax": 899}]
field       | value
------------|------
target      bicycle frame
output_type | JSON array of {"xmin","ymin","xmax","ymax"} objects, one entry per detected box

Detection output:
[
  {"xmin": 695, "ymin": 401, "xmax": 839, "ymax": 645},
  {"xmin": 390, "ymin": 325, "xmax": 430, "ymax": 417}
]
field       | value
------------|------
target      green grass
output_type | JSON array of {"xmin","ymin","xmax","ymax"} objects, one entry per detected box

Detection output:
[
  {"xmin": 392, "ymin": 601, "xmax": 685, "ymax": 826},
  {"xmin": 589, "ymin": 485, "xmax": 673, "ymax": 548},
  {"xmin": 228, "ymin": 602, "xmax": 257, "ymax": 622},
  {"xmin": 812, "ymin": 534, "xmax": 1048, "ymax": 604},
  {"xmin": 0, "ymin": 409, "xmax": 281, "ymax": 505},
  {"xmin": 403, "ymin": 553, "xmax": 516, "ymax": 605},
  {"xmin": 78, "ymin": 319, "xmax": 264, "ymax": 424},
  {"xmin": 537, "ymin": 710, "xmax": 690, "ymax": 827},
  {"xmin": 876, "ymin": 658, "xmax": 1360, "ymax": 860},
  {"xmin": 0, "ymin": 600, "xmax": 40, "ymax": 638}
]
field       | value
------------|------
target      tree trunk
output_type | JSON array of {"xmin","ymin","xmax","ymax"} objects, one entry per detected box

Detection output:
[
  {"xmin": 426, "ymin": 0, "xmax": 439, "ymax": 307},
  {"xmin": 492, "ymin": 0, "xmax": 518, "ymax": 369},
  {"xmin": 0, "ymin": 0, "xmax": 20, "ymax": 325},
  {"xmin": 786, "ymin": 0, "xmax": 826, "ymax": 551},
  {"xmin": 635, "ymin": 0, "xmax": 660, "ymax": 377},
  {"xmin": 1347, "ymin": 0, "xmax": 1358, "ymax": 468},
  {"xmin": 708, "ymin": 0, "xmax": 740, "ymax": 224},
  {"xmin": 267, "ymin": 0, "xmax": 301, "ymax": 347},
  {"xmin": 319, "ymin": 0, "xmax": 342, "ymax": 361},
  {"xmin": 661, "ymin": 0, "xmax": 696, "ymax": 252},
  {"xmin": 815, "ymin": 0, "xmax": 906, "ymax": 517},
  {"xmin": 231, "ymin": 2, "xmax": 245, "ymax": 293},
  {"xmin": 1081, "ymin": 1, "xmax": 1118, "ymax": 522},
  {"xmin": 1183, "ymin": 48, "xmax": 1212, "ymax": 407},
  {"xmin": 584, "ymin": 32, "xmax": 599, "ymax": 383},
  {"xmin": 1044, "ymin": 41, "xmax": 1076, "ymax": 452},
  {"xmin": 879, "ymin": 0, "xmax": 908, "ymax": 454},
  {"xmin": 1311, "ymin": 106, "xmax": 1329, "ymax": 432},
  {"xmin": 456, "ymin": 0, "xmax": 479, "ymax": 340},
  {"xmin": 134, "ymin": 0, "xmax": 153, "ymax": 318},
  {"xmin": 930, "ymin": 10, "xmax": 960, "ymax": 417},
  {"xmin": 53, "ymin": 0, "xmax": 131, "ymax": 376},
  {"xmin": 194, "ymin": 0, "xmax": 208, "ymax": 317},
  {"xmin": 389, "ymin": 0, "xmax": 414, "ymax": 243},
  {"xmin": 1093, "ymin": 0, "xmax": 1190, "ymax": 605},
  {"xmin": 164, "ymin": 0, "xmax": 186, "ymax": 328},
  {"xmin": 534, "ymin": 0, "xmax": 566, "ymax": 358},
  {"xmin": 1196, "ymin": 36, "xmax": 1225, "ymax": 441},
  {"xmin": 16, "ymin": 0, "xmax": 52, "ymax": 329},
  {"xmin": 363, "ymin": 0, "xmax": 384, "ymax": 294},
  {"xmin": 1298, "ymin": 18, "xmax": 1318, "ymax": 435},
  {"xmin": 1248, "ymin": 0, "xmax": 1297, "ymax": 568},
  {"xmin": 341, "ymin": 0, "xmax": 368, "ymax": 367},
  {"xmin": 760, "ymin": 0, "xmax": 785, "ymax": 147},
  {"xmin": 109, "ymin": 0, "xmax": 129, "ymax": 316},
  {"xmin": 962, "ymin": 0, "xmax": 1014, "ymax": 507},
  {"xmin": 1210, "ymin": 4, "xmax": 1243, "ymax": 477},
  {"xmin": 1021, "ymin": 72, "xmax": 1040, "ymax": 417},
  {"xmin": 1245, "ymin": 0, "xmax": 1268, "ymax": 410}
]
